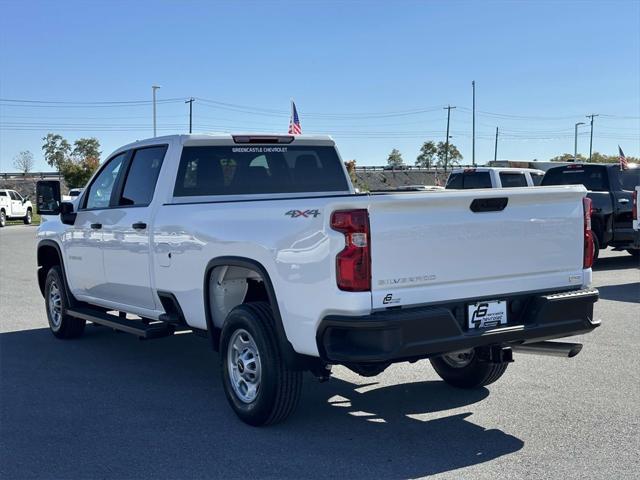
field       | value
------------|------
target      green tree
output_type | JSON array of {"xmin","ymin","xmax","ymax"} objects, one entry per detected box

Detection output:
[
  {"xmin": 61, "ymin": 137, "xmax": 101, "ymax": 188},
  {"xmin": 415, "ymin": 141, "xmax": 437, "ymax": 168},
  {"xmin": 42, "ymin": 133, "xmax": 71, "ymax": 170},
  {"xmin": 387, "ymin": 148, "xmax": 404, "ymax": 167},
  {"xmin": 72, "ymin": 137, "xmax": 101, "ymax": 164},
  {"xmin": 42, "ymin": 134, "xmax": 101, "ymax": 188},
  {"xmin": 12, "ymin": 150, "xmax": 34, "ymax": 173},
  {"xmin": 435, "ymin": 141, "xmax": 463, "ymax": 170},
  {"xmin": 549, "ymin": 153, "xmax": 587, "ymax": 162}
]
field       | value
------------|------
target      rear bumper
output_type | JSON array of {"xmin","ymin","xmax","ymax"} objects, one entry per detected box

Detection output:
[{"xmin": 317, "ymin": 288, "xmax": 600, "ymax": 364}]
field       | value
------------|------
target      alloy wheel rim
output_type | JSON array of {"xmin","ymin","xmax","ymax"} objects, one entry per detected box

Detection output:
[
  {"xmin": 48, "ymin": 281, "xmax": 62, "ymax": 328},
  {"xmin": 227, "ymin": 328, "xmax": 262, "ymax": 403}
]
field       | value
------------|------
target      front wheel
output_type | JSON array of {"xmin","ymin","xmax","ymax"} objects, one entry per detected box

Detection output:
[
  {"xmin": 45, "ymin": 266, "xmax": 85, "ymax": 339},
  {"xmin": 430, "ymin": 348, "xmax": 508, "ymax": 388},
  {"xmin": 220, "ymin": 302, "xmax": 302, "ymax": 426},
  {"xmin": 23, "ymin": 208, "xmax": 32, "ymax": 224}
]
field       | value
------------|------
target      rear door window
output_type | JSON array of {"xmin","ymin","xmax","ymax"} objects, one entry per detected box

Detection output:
[
  {"xmin": 531, "ymin": 173, "xmax": 544, "ymax": 186},
  {"xmin": 173, "ymin": 145, "xmax": 349, "ymax": 196},
  {"xmin": 499, "ymin": 172, "xmax": 528, "ymax": 188},
  {"xmin": 445, "ymin": 173, "xmax": 463, "ymax": 189},
  {"xmin": 541, "ymin": 165, "xmax": 608, "ymax": 191},
  {"xmin": 118, "ymin": 146, "xmax": 167, "ymax": 206}
]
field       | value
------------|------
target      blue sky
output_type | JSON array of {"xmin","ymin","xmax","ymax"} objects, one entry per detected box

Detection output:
[{"xmin": 1, "ymin": 0, "xmax": 639, "ymax": 171}]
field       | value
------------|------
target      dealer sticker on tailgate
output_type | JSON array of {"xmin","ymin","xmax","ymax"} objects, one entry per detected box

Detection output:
[{"xmin": 468, "ymin": 300, "xmax": 507, "ymax": 329}]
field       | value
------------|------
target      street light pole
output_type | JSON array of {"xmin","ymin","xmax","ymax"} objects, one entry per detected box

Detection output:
[
  {"xmin": 586, "ymin": 114, "xmax": 598, "ymax": 161},
  {"xmin": 152, "ymin": 85, "xmax": 161, "ymax": 137},
  {"xmin": 472, "ymin": 81, "xmax": 476, "ymax": 167},
  {"xmin": 574, "ymin": 122, "xmax": 585, "ymax": 161},
  {"xmin": 443, "ymin": 105, "xmax": 456, "ymax": 171},
  {"xmin": 494, "ymin": 126, "xmax": 499, "ymax": 162}
]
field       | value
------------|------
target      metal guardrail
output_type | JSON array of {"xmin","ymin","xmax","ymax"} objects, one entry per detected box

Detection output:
[
  {"xmin": 0, "ymin": 171, "xmax": 61, "ymax": 180},
  {"xmin": 354, "ymin": 165, "xmax": 472, "ymax": 172}
]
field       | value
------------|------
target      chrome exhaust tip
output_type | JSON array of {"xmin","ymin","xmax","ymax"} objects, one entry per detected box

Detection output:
[{"xmin": 512, "ymin": 341, "xmax": 583, "ymax": 358}]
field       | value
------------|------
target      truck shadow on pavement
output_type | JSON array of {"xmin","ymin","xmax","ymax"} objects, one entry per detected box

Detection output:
[
  {"xmin": 596, "ymin": 282, "xmax": 640, "ymax": 304},
  {"xmin": 593, "ymin": 254, "xmax": 640, "ymax": 271},
  {"xmin": 0, "ymin": 327, "xmax": 523, "ymax": 479}
]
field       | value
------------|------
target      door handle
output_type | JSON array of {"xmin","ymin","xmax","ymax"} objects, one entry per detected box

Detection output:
[
  {"xmin": 90, "ymin": 223, "xmax": 102, "ymax": 229},
  {"xmin": 618, "ymin": 198, "xmax": 630, "ymax": 204},
  {"xmin": 132, "ymin": 222, "xmax": 147, "ymax": 230}
]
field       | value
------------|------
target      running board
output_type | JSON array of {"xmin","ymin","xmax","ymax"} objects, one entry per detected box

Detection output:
[{"xmin": 66, "ymin": 307, "xmax": 175, "ymax": 339}]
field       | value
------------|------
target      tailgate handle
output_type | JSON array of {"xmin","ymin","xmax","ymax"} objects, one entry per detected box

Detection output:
[{"xmin": 470, "ymin": 197, "xmax": 508, "ymax": 213}]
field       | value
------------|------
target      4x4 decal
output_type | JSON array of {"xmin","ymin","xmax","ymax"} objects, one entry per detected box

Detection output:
[{"xmin": 285, "ymin": 209, "xmax": 320, "ymax": 218}]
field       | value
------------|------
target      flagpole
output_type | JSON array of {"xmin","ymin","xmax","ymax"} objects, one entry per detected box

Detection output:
[{"xmin": 290, "ymin": 98, "xmax": 294, "ymax": 133}]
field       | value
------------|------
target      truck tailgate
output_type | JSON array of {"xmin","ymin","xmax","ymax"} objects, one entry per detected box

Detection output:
[{"xmin": 367, "ymin": 186, "xmax": 587, "ymax": 309}]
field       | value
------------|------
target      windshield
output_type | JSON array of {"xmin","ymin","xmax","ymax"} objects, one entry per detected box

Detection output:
[{"xmin": 617, "ymin": 168, "xmax": 640, "ymax": 191}]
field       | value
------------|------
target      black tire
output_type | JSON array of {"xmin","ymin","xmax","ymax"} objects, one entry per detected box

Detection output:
[
  {"xmin": 23, "ymin": 208, "xmax": 32, "ymax": 225},
  {"xmin": 45, "ymin": 266, "xmax": 85, "ymax": 339},
  {"xmin": 592, "ymin": 234, "xmax": 600, "ymax": 262},
  {"xmin": 430, "ymin": 348, "xmax": 508, "ymax": 388},
  {"xmin": 0, "ymin": 210, "xmax": 5, "ymax": 227},
  {"xmin": 220, "ymin": 302, "xmax": 302, "ymax": 426},
  {"xmin": 627, "ymin": 249, "xmax": 640, "ymax": 258}
]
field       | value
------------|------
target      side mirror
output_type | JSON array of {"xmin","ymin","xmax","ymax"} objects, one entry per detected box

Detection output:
[
  {"xmin": 60, "ymin": 202, "xmax": 77, "ymax": 226},
  {"xmin": 36, "ymin": 180, "xmax": 61, "ymax": 215}
]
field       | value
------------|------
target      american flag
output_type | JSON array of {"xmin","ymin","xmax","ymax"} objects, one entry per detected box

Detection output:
[
  {"xmin": 619, "ymin": 145, "xmax": 628, "ymax": 170},
  {"xmin": 288, "ymin": 101, "xmax": 302, "ymax": 135}
]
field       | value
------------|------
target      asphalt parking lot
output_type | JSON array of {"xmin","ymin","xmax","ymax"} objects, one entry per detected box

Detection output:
[{"xmin": 1, "ymin": 224, "xmax": 639, "ymax": 480}]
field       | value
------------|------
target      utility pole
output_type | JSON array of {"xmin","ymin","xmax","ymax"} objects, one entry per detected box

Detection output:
[
  {"xmin": 185, "ymin": 97, "xmax": 194, "ymax": 134},
  {"xmin": 443, "ymin": 105, "xmax": 456, "ymax": 171},
  {"xmin": 574, "ymin": 122, "xmax": 585, "ymax": 162},
  {"xmin": 472, "ymin": 81, "xmax": 476, "ymax": 166},
  {"xmin": 494, "ymin": 126, "xmax": 499, "ymax": 162},
  {"xmin": 152, "ymin": 85, "xmax": 161, "ymax": 137},
  {"xmin": 586, "ymin": 114, "xmax": 598, "ymax": 161}
]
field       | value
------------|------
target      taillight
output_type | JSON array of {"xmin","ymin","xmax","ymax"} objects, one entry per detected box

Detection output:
[
  {"xmin": 331, "ymin": 209, "xmax": 371, "ymax": 291},
  {"xmin": 583, "ymin": 197, "xmax": 594, "ymax": 269},
  {"xmin": 633, "ymin": 190, "xmax": 638, "ymax": 221}
]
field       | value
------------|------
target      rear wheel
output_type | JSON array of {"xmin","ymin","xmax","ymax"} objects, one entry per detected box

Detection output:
[
  {"xmin": 220, "ymin": 302, "xmax": 302, "ymax": 426},
  {"xmin": 45, "ymin": 266, "xmax": 85, "ymax": 339},
  {"xmin": 23, "ymin": 208, "xmax": 32, "ymax": 225},
  {"xmin": 592, "ymin": 234, "xmax": 600, "ymax": 261},
  {"xmin": 430, "ymin": 348, "xmax": 508, "ymax": 388}
]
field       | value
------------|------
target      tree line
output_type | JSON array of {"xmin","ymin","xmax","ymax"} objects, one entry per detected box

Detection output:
[
  {"xmin": 10, "ymin": 134, "xmax": 102, "ymax": 187},
  {"xmin": 386, "ymin": 141, "xmax": 463, "ymax": 170},
  {"xmin": 548, "ymin": 152, "xmax": 640, "ymax": 164}
]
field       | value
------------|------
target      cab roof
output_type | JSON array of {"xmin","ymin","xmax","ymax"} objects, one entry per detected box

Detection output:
[{"xmin": 113, "ymin": 133, "xmax": 336, "ymax": 155}]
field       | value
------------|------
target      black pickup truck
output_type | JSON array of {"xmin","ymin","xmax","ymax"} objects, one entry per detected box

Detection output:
[{"xmin": 541, "ymin": 163, "xmax": 639, "ymax": 259}]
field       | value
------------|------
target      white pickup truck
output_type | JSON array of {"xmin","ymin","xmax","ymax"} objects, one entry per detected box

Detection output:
[
  {"xmin": 446, "ymin": 167, "xmax": 545, "ymax": 189},
  {"xmin": 35, "ymin": 134, "xmax": 599, "ymax": 426},
  {"xmin": 0, "ymin": 188, "xmax": 33, "ymax": 226}
]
